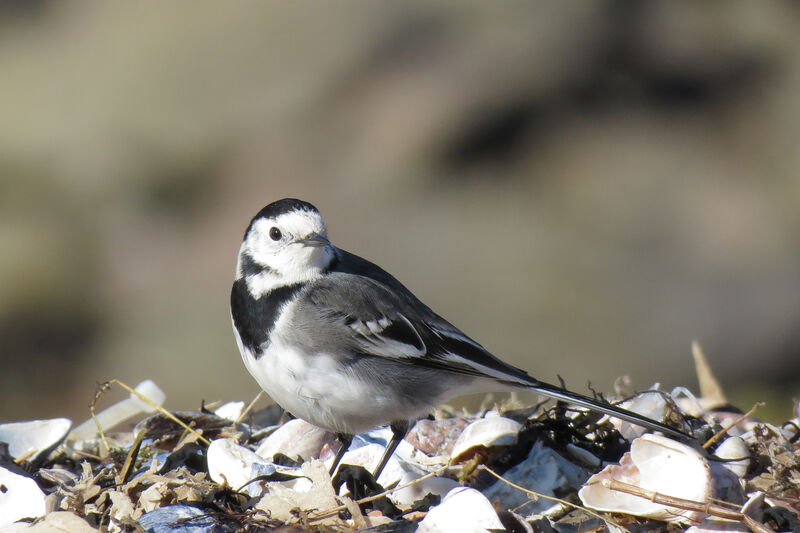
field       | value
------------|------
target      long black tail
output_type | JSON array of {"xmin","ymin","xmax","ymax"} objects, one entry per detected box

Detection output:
[{"xmin": 520, "ymin": 379, "xmax": 691, "ymax": 441}]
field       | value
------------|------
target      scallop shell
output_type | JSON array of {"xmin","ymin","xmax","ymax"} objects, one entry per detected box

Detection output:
[
  {"xmin": 449, "ymin": 416, "xmax": 522, "ymax": 463},
  {"xmin": 578, "ymin": 434, "xmax": 712, "ymax": 523}
]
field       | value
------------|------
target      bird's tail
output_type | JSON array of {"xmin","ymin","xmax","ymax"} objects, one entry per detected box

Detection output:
[{"xmin": 521, "ymin": 379, "xmax": 690, "ymax": 441}]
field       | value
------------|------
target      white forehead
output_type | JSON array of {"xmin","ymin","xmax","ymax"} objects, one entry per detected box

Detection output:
[{"xmin": 249, "ymin": 209, "xmax": 327, "ymax": 240}]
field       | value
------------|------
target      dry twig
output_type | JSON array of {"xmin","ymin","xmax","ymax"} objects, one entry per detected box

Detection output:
[
  {"xmin": 703, "ymin": 402, "xmax": 765, "ymax": 450},
  {"xmin": 592, "ymin": 479, "xmax": 772, "ymax": 533},
  {"xmin": 92, "ymin": 379, "xmax": 211, "ymax": 446},
  {"xmin": 236, "ymin": 391, "xmax": 265, "ymax": 425}
]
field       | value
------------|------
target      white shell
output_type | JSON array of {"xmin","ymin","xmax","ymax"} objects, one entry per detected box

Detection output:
[
  {"xmin": 614, "ymin": 392, "xmax": 673, "ymax": 440},
  {"xmin": 0, "ymin": 418, "xmax": 72, "ymax": 462},
  {"xmin": 715, "ymin": 436, "xmax": 750, "ymax": 478},
  {"xmin": 213, "ymin": 401, "xmax": 245, "ymax": 421},
  {"xmin": 70, "ymin": 379, "xmax": 165, "ymax": 442},
  {"xmin": 450, "ymin": 416, "xmax": 522, "ymax": 462},
  {"xmin": 417, "ymin": 487, "xmax": 504, "ymax": 533},
  {"xmin": 578, "ymin": 434, "xmax": 712, "ymax": 523},
  {"xmin": 0, "ymin": 466, "xmax": 47, "ymax": 527},
  {"xmin": 11, "ymin": 511, "xmax": 96, "ymax": 533},
  {"xmin": 565, "ymin": 443, "xmax": 601, "ymax": 468},
  {"xmin": 207, "ymin": 438, "xmax": 304, "ymax": 497},
  {"xmin": 255, "ymin": 419, "xmax": 334, "ymax": 462},
  {"xmin": 483, "ymin": 441, "xmax": 590, "ymax": 515}
]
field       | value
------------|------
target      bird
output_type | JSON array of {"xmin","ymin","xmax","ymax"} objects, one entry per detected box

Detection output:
[{"xmin": 230, "ymin": 198, "xmax": 690, "ymax": 479}]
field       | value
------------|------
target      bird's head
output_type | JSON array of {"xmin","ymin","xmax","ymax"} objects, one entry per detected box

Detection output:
[{"xmin": 236, "ymin": 198, "xmax": 334, "ymax": 295}]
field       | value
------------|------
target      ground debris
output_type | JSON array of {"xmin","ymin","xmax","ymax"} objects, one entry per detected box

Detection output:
[{"xmin": 1, "ymin": 371, "xmax": 798, "ymax": 532}]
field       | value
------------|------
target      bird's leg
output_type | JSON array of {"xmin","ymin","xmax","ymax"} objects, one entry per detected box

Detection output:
[
  {"xmin": 372, "ymin": 420, "xmax": 410, "ymax": 480},
  {"xmin": 329, "ymin": 433, "xmax": 353, "ymax": 475}
]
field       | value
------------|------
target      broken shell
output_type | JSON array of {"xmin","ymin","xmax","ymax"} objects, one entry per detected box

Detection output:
[
  {"xmin": 69, "ymin": 380, "xmax": 165, "ymax": 442},
  {"xmin": 565, "ymin": 443, "xmax": 601, "ymax": 468},
  {"xmin": 483, "ymin": 441, "xmax": 590, "ymax": 515},
  {"xmin": 138, "ymin": 504, "xmax": 219, "ymax": 533},
  {"xmin": 207, "ymin": 438, "xmax": 304, "ymax": 497},
  {"xmin": 254, "ymin": 460, "xmax": 341, "ymax": 524},
  {"xmin": 406, "ymin": 418, "xmax": 470, "ymax": 456},
  {"xmin": 615, "ymin": 391, "xmax": 681, "ymax": 440},
  {"xmin": 15, "ymin": 511, "xmax": 97, "ymax": 533},
  {"xmin": 0, "ymin": 418, "xmax": 71, "ymax": 463},
  {"xmin": 213, "ymin": 401, "xmax": 244, "ymax": 421},
  {"xmin": 578, "ymin": 434, "xmax": 712, "ymax": 523},
  {"xmin": 450, "ymin": 416, "xmax": 522, "ymax": 463},
  {"xmin": 0, "ymin": 466, "xmax": 47, "ymax": 527},
  {"xmin": 417, "ymin": 487, "xmax": 504, "ymax": 532},
  {"xmin": 255, "ymin": 419, "xmax": 335, "ymax": 462}
]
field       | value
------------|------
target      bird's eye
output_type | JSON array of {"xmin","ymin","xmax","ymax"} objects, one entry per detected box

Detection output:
[{"xmin": 269, "ymin": 227, "xmax": 282, "ymax": 241}]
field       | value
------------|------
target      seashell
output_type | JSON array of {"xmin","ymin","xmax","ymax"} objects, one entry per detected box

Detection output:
[
  {"xmin": 70, "ymin": 380, "xmax": 165, "ymax": 442},
  {"xmin": 417, "ymin": 487, "xmax": 504, "ymax": 533},
  {"xmin": 578, "ymin": 434, "xmax": 712, "ymax": 523},
  {"xmin": 406, "ymin": 418, "xmax": 470, "ymax": 456},
  {"xmin": 0, "ymin": 418, "xmax": 71, "ymax": 463},
  {"xmin": 714, "ymin": 436, "xmax": 750, "ymax": 478},
  {"xmin": 565, "ymin": 443, "xmax": 601, "ymax": 468},
  {"xmin": 449, "ymin": 416, "xmax": 522, "ymax": 463},
  {"xmin": 614, "ymin": 391, "xmax": 682, "ymax": 440},
  {"xmin": 206, "ymin": 438, "xmax": 304, "ymax": 497},
  {"xmin": 0, "ymin": 466, "xmax": 47, "ymax": 528},
  {"xmin": 707, "ymin": 436, "xmax": 750, "ymax": 504},
  {"xmin": 255, "ymin": 419, "xmax": 335, "ymax": 462},
  {"xmin": 137, "ymin": 504, "xmax": 218, "ymax": 533},
  {"xmin": 16, "ymin": 511, "xmax": 96, "ymax": 533},
  {"xmin": 254, "ymin": 460, "xmax": 341, "ymax": 524},
  {"xmin": 213, "ymin": 401, "xmax": 244, "ymax": 421},
  {"xmin": 483, "ymin": 441, "xmax": 590, "ymax": 515}
]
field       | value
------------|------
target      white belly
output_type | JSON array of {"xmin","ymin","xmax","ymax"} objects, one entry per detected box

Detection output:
[{"xmin": 233, "ymin": 323, "xmax": 424, "ymax": 434}]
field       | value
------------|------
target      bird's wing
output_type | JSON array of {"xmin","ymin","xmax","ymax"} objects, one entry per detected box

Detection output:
[
  {"xmin": 293, "ymin": 272, "xmax": 532, "ymax": 382},
  {"xmin": 294, "ymin": 269, "xmax": 692, "ymax": 441}
]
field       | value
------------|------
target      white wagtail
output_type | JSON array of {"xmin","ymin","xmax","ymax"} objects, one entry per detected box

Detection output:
[{"xmin": 230, "ymin": 198, "xmax": 689, "ymax": 478}]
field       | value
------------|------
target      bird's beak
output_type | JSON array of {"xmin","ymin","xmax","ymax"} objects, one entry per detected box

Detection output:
[{"xmin": 301, "ymin": 233, "xmax": 330, "ymax": 248}]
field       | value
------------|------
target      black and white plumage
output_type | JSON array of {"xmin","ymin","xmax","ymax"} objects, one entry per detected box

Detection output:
[{"xmin": 231, "ymin": 198, "xmax": 689, "ymax": 477}]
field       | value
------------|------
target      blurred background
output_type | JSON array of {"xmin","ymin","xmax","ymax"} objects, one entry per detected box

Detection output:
[{"xmin": 1, "ymin": 1, "xmax": 799, "ymax": 424}]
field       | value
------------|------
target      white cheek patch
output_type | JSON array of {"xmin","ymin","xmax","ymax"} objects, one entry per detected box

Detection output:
[{"xmin": 245, "ymin": 272, "xmax": 284, "ymax": 298}]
